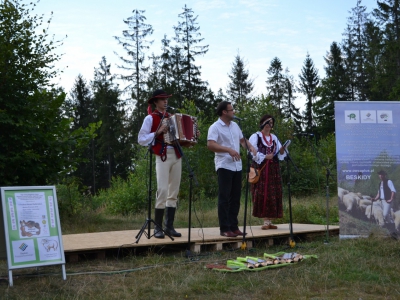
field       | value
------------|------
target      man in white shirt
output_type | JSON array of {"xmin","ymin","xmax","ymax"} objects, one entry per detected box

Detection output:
[
  {"xmin": 373, "ymin": 170, "xmax": 397, "ymax": 225},
  {"xmin": 207, "ymin": 101, "xmax": 256, "ymax": 237}
]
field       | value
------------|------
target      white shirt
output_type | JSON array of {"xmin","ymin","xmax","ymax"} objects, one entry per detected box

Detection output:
[
  {"xmin": 207, "ymin": 118, "xmax": 243, "ymax": 172},
  {"xmin": 249, "ymin": 132, "xmax": 286, "ymax": 164},
  {"xmin": 379, "ymin": 179, "xmax": 396, "ymax": 200}
]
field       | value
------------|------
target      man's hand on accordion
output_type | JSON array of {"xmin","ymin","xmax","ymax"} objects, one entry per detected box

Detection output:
[{"xmin": 156, "ymin": 123, "xmax": 169, "ymax": 136}]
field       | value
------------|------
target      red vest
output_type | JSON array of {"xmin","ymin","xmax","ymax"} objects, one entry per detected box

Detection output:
[{"xmin": 150, "ymin": 110, "xmax": 182, "ymax": 161}]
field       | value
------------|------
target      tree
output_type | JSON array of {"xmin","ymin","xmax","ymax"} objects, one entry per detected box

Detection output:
[
  {"xmin": 92, "ymin": 57, "xmax": 132, "ymax": 190},
  {"xmin": 298, "ymin": 53, "xmax": 320, "ymax": 131},
  {"xmin": 63, "ymin": 75, "xmax": 98, "ymax": 192},
  {"xmin": 0, "ymin": 0, "xmax": 94, "ymax": 185},
  {"xmin": 226, "ymin": 53, "xmax": 254, "ymax": 109},
  {"xmin": 342, "ymin": 0, "xmax": 370, "ymax": 101},
  {"xmin": 315, "ymin": 42, "xmax": 348, "ymax": 136},
  {"xmin": 373, "ymin": 0, "xmax": 400, "ymax": 99},
  {"xmin": 173, "ymin": 5, "xmax": 209, "ymax": 108},
  {"xmin": 114, "ymin": 9, "xmax": 153, "ymax": 124},
  {"xmin": 266, "ymin": 57, "xmax": 286, "ymax": 115},
  {"xmin": 283, "ymin": 69, "xmax": 302, "ymax": 131},
  {"xmin": 363, "ymin": 19, "xmax": 385, "ymax": 100}
]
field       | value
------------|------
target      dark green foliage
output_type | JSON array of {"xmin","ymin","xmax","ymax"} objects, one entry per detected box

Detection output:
[
  {"xmin": 114, "ymin": 9, "xmax": 154, "ymax": 143},
  {"xmin": 226, "ymin": 53, "xmax": 254, "ymax": 110},
  {"xmin": 299, "ymin": 53, "xmax": 319, "ymax": 132},
  {"xmin": 0, "ymin": 1, "xmax": 94, "ymax": 185},
  {"xmin": 92, "ymin": 57, "xmax": 132, "ymax": 191},
  {"xmin": 97, "ymin": 147, "xmax": 150, "ymax": 215},
  {"xmin": 315, "ymin": 42, "xmax": 348, "ymax": 137},
  {"xmin": 173, "ymin": 5, "xmax": 209, "ymax": 108}
]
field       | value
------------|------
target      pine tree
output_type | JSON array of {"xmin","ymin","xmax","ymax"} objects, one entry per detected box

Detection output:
[
  {"xmin": 315, "ymin": 42, "xmax": 348, "ymax": 136},
  {"xmin": 363, "ymin": 19, "xmax": 385, "ymax": 100},
  {"xmin": 226, "ymin": 53, "xmax": 254, "ymax": 110},
  {"xmin": 266, "ymin": 57, "xmax": 286, "ymax": 115},
  {"xmin": 283, "ymin": 70, "xmax": 302, "ymax": 131},
  {"xmin": 373, "ymin": 0, "xmax": 400, "ymax": 99},
  {"xmin": 173, "ymin": 5, "xmax": 209, "ymax": 107},
  {"xmin": 299, "ymin": 53, "xmax": 319, "ymax": 131},
  {"xmin": 114, "ymin": 9, "xmax": 153, "ymax": 120},
  {"xmin": 342, "ymin": 0, "xmax": 369, "ymax": 101},
  {"xmin": 64, "ymin": 75, "xmax": 97, "ymax": 191},
  {"xmin": 92, "ymin": 57, "xmax": 131, "ymax": 190}
]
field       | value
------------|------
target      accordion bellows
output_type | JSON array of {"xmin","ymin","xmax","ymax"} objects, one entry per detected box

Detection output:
[{"xmin": 162, "ymin": 113, "xmax": 199, "ymax": 147}]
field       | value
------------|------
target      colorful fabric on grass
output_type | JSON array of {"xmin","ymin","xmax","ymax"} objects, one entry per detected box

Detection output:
[{"xmin": 205, "ymin": 252, "xmax": 317, "ymax": 272}]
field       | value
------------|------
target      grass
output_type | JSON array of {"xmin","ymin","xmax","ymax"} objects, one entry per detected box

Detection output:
[{"xmin": 2, "ymin": 195, "xmax": 399, "ymax": 299}]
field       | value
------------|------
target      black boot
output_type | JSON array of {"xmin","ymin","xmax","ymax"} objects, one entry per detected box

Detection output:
[
  {"xmin": 154, "ymin": 208, "xmax": 165, "ymax": 239},
  {"xmin": 164, "ymin": 207, "xmax": 182, "ymax": 237}
]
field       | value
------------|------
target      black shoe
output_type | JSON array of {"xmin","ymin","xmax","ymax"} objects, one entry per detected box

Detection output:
[
  {"xmin": 164, "ymin": 207, "xmax": 182, "ymax": 237},
  {"xmin": 154, "ymin": 208, "xmax": 165, "ymax": 239}
]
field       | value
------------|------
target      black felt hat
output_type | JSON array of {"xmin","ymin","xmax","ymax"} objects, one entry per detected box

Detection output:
[{"xmin": 148, "ymin": 89, "xmax": 172, "ymax": 104}]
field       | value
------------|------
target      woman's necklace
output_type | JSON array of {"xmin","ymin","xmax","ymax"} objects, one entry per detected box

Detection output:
[{"xmin": 262, "ymin": 132, "xmax": 273, "ymax": 146}]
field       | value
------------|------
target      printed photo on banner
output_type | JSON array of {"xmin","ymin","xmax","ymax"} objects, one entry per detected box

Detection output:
[{"xmin": 335, "ymin": 102, "xmax": 400, "ymax": 238}]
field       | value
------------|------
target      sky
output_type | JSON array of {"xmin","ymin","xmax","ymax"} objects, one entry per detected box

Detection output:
[{"xmin": 31, "ymin": 0, "xmax": 379, "ymax": 107}]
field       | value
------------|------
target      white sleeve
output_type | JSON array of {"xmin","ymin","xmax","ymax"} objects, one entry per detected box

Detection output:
[
  {"xmin": 275, "ymin": 136, "xmax": 287, "ymax": 161},
  {"xmin": 250, "ymin": 132, "xmax": 266, "ymax": 164},
  {"xmin": 138, "ymin": 115, "xmax": 156, "ymax": 146},
  {"xmin": 388, "ymin": 180, "xmax": 397, "ymax": 193}
]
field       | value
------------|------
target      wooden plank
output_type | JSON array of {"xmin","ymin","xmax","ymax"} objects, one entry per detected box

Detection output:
[{"xmin": 61, "ymin": 224, "xmax": 340, "ymax": 258}]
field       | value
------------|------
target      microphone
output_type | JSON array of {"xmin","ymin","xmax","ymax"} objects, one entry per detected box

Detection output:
[
  {"xmin": 166, "ymin": 106, "xmax": 176, "ymax": 110},
  {"xmin": 295, "ymin": 132, "xmax": 314, "ymax": 136},
  {"xmin": 233, "ymin": 116, "xmax": 242, "ymax": 121}
]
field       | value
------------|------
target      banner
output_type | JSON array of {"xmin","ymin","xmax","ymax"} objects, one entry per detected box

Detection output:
[
  {"xmin": 335, "ymin": 101, "xmax": 400, "ymax": 238},
  {"xmin": 1, "ymin": 186, "xmax": 66, "ymax": 285}
]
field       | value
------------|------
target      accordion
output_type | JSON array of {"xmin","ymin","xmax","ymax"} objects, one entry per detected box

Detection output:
[{"xmin": 162, "ymin": 113, "xmax": 199, "ymax": 147}]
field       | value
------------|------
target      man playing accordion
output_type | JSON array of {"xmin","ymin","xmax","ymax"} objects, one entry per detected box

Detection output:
[{"xmin": 138, "ymin": 89, "xmax": 183, "ymax": 239}]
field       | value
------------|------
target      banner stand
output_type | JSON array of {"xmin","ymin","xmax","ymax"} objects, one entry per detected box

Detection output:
[{"xmin": 1, "ymin": 186, "xmax": 66, "ymax": 286}]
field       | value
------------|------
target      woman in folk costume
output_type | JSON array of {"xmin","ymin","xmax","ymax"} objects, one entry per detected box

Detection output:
[
  {"xmin": 249, "ymin": 114, "xmax": 289, "ymax": 229},
  {"xmin": 138, "ymin": 89, "xmax": 182, "ymax": 239}
]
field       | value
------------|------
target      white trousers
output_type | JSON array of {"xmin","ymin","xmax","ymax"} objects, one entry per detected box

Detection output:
[
  {"xmin": 155, "ymin": 148, "xmax": 182, "ymax": 208},
  {"xmin": 380, "ymin": 199, "xmax": 394, "ymax": 223}
]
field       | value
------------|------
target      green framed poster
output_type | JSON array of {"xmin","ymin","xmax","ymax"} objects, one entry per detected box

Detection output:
[{"xmin": 0, "ymin": 186, "xmax": 66, "ymax": 286}]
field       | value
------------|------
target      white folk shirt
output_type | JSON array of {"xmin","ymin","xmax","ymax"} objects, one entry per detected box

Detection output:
[
  {"xmin": 249, "ymin": 132, "xmax": 286, "ymax": 164},
  {"xmin": 207, "ymin": 118, "xmax": 243, "ymax": 172}
]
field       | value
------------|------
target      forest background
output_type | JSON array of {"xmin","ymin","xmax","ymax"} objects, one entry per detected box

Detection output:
[{"xmin": 1, "ymin": 0, "xmax": 400, "ymax": 219}]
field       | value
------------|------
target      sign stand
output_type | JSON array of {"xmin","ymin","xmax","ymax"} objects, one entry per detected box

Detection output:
[{"xmin": 1, "ymin": 186, "xmax": 66, "ymax": 286}]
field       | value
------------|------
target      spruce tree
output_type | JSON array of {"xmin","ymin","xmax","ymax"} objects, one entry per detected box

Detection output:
[
  {"xmin": 315, "ymin": 42, "xmax": 348, "ymax": 136},
  {"xmin": 373, "ymin": 0, "xmax": 400, "ymax": 99},
  {"xmin": 64, "ymin": 75, "xmax": 97, "ymax": 191},
  {"xmin": 92, "ymin": 57, "xmax": 131, "ymax": 190},
  {"xmin": 226, "ymin": 53, "xmax": 254, "ymax": 110},
  {"xmin": 266, "ymin": 57, "xmax": 286, "ymax": 115},
  {"xmin": 342, "ymin": 0, "xmax": 369, "ymax": 101},
  {"xmin": 173, "ymin": 5, "xmax": 209, "ymax": 108},
  {"xmin": 114, "ymin": 9, "xmax": 153, "ymax": 124},
  {"xmin": 299, "ymin": 53, "xmax": 319, "ymax": 132}
]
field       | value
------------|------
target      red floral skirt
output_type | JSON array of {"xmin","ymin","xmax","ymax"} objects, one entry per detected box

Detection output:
[{"xmin": 251, "ymin": 159, "xmax": 283, "ymax": 219}]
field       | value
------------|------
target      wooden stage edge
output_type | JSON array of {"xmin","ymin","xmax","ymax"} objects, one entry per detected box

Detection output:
[{"xmin": 62, "ymin": 224, "xmax": 339, "ymax": 262}]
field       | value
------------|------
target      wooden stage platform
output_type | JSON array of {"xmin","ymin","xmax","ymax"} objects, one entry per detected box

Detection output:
[{"xmin": 62, "ymin": 224, "xmax": 339, "ymax": 262}]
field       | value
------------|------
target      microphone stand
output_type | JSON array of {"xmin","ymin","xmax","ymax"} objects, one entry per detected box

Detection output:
[
  {"xmin": 300, "ymin": 134, "xmax": 333, "ymax": 243},
  {"xmin": 135, "ymin": 111, "xmax": 174, "ymax": 243},
  {"xmin": 236, "ymin": 118, "xmax": 251, "ymax": 250},
  {"xmin": 274, "ymin": 133, "xmax": 300, "ymax": 248},
  {"xmin": 165, "ymin": 108, "xmax": 199, "ymax": 258}
]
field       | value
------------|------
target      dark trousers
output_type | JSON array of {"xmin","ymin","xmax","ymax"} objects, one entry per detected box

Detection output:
[{"xmin": 217, "ymin": 168, "xmax": 242, "ymax": 232}]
